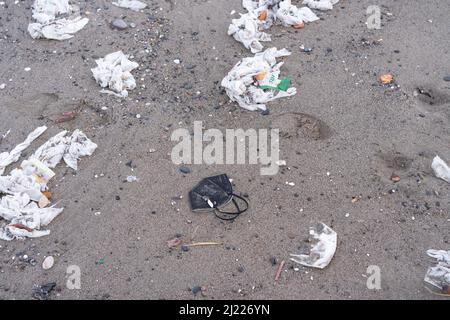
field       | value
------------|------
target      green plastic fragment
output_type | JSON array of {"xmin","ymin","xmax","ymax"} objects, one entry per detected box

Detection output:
[
  {"xmin": 258, "ymin": 77, "xmax": 291, "ymax": 92},
  {"xmin": 277, "ymin": 77, "xmax": 291, "ymax": 91}
]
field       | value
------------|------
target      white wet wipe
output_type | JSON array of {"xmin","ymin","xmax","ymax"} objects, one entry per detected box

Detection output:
[
  {"xmin": 302, "ymin": 0, "xmax": 340, "ymax": 11},
  {"xmin": 112, "ymin": 0, "xmax": 147, "ymax": 11},
  {"xmin": 432, "ymin": 155, "xmax": 450, "ymax": 184},
  {"xmin": 0, "ymin": 128, "xmax": 97, "ymax": 241},
  {"xmin": 28, "ymin": 0, "xmax": 89, "ymax": 40},
  {"xmin": 290, "ymin": 222, "xmax": 337, "ymax": 269},
  {"xmin": 230, "ymin": 0, "xmax": 327, "ymax": 52},
  {"xmin": 91, "ymin": 51, "xmax": 139, "ymax": 98},
  {"xmin": 424, "ymin": 249, "xmax": 450, "ymax": 291}
]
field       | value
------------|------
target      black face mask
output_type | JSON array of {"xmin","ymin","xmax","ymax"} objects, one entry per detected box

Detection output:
[{"xmin": 189, "ymin": 174, "xmax": 249, "ymax": 221}]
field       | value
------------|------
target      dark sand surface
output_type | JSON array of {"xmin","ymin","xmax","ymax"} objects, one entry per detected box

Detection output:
[{"xmin": 0, "ymin": 0, "xmax": 449, "ymax": 299}]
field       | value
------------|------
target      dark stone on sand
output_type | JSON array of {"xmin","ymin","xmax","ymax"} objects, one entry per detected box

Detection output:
[
  {"xmin": 179, "ymin": 166, "xmax": 191, "ymax": 174},
  {"xmin": 111, "ymin": 19, "xmax": 128, "ymax": 30}
]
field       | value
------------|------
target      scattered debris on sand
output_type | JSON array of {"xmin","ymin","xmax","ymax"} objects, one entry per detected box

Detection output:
[
  {"xmin": 0, "ymin": 128, "xmax": 97, "ymax": 241},
  {"xmin": 28, "ymin": 0, "xmax": 89, "ymax": 40},
  {"xmin": 229, "ymin": 0, "xmax": 330, "ymax": 52},
  {"xmin": 221, "ymin": 47, "xmax": 296, "ymax": 111},
  {"xmin": 91, "ymin": 51, "xmax": 139, "ymax": 98}
]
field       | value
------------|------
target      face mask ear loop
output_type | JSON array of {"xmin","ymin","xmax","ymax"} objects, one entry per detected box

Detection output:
[{"xmin": 214, "ymin": 194, "xmax": 249, "ymax": 220}]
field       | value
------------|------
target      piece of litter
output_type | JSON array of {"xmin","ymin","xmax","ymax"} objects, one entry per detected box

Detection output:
[
  {"xmin": 228, "ymin": 12, "xmax": 272, "ymax": 53},
  {"xmin": 189, "ymin": 174, "xmax": 249, "ymax": 221},
  {"xmin": 290, "ymin": 222, "xmax": 337, "ymax": 269},
  {"xmin": 29, "ymin": 129, "xmax": 97, "ymax": 170},
  {"xmin": 432, "ymin": 156, "xmax": 450, "ymax": 184},
  {"xmin": 24, "ymin": 67, "xmax": 31, "ymax": 72},
  {"xmin": 167, "ymin": 237, "xmax": 182, "ymax": 248},
  {"xmin": 379, "ymin": 73, "xmax": 394, "ymax": 85},
  {"xmin": 230, "ymin": 0, "xmax": 328, "ymax": 52},
  {"xmin": 221, "ymin": 47, "xmax": 296, "ymax": 111},
  {"xmin": 1, "ymin": 129, "xmax": 11, "ymax": 141},
  {"xmin": 126, "ymin": 175, "xmax": 138, "ymax": 183},
  {"xmin": 112, "ymin": 0, "xmax": 147, "ymax": 11},
  {"xmin": 274, "ymin": 260, "xmax": 285, "ymax": 282},
  {"xmin": 33, "ymin": 282, "xmax": 56, "ymax": 300},
  {"xmin": 424, "ymin": 249, "xmax": 450, "ymax": 294},
  {"xmin": 302, "ymin": 0, "xmax": 339, "ymax": 11},
  {"xmin": 56, "ymin": 111, "xmax": 76, "ymax": 123},
  {"xmin": 0, "ymin": 128, "xmax": 97, "ymax": 241},
  {"xmin": 28, "ymin": 0, "xmax": 89, "ymax": 40},
  {"xmin": 0, "ymin": 193, "xmax": 64, "ymax": 241},
  {"xmin": 0, "ymin": 126, "xmax": 47, "ymax": 175},
  {"xmin": 184, "ymin": 242, "xmax": 222, "ymax": 248},
  {"xmin": 91, "ymin": 51, "xmax": 139, "ymax": 98},
  {"xmin": 276, "ymin": 0, "xmax": 319, "ymax": 27}
]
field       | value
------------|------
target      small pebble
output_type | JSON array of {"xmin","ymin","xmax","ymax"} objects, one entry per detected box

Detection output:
[
  {"xmin": 444, "ymin": 76, "xmax": 450, "ymax": 82},
  {"xmin": 191, "ymin": 286, "xmax": 201, "ymax": 294},
  {"xmin": 179, "ymin": 166, "xmax": 191, "ymax": 174},
  {"xmin": 111, "ymin": 18, "xmax": 128, "ymax": 30},
  {"xmin": 42, "ymin": 256, "xmax": 54, "ymax": 270}
]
